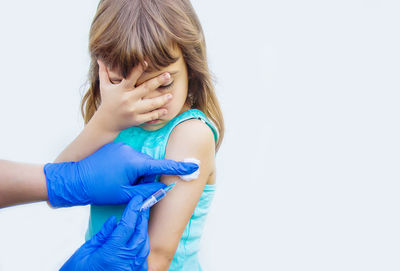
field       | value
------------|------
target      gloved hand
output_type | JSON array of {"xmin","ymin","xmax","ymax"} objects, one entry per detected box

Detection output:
[
  {"xmin": 44, "ymin": 142, "xmax": 198, "ymax": 207},
  {"xmin": 60, "ymin": 196, "xmax": 150, "ymax": 271}
]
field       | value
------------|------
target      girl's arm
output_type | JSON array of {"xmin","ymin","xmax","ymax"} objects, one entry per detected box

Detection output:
[
  {"xmin": 147, "ymin": 119, "xmax": 216, "ymax": 271},
  {"xmin": 54, "ymin": 113, "xmax": 119, "ymax": 162},
  {"xmin": 55, "ymin": 61, "xmax": 172, "ymax": 162}
]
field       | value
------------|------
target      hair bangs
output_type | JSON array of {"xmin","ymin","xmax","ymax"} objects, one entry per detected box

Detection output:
[
  {"xmin": 135, "ymin": 8, "xmax": 180, "ymax": 74},
  {"xmin": 90, "ymin": 0, "xmax": 179, "ymax": 78}
]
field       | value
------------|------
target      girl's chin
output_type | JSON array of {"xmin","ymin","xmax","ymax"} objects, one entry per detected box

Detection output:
[
  {"xmin": 146, "ymin": 119, "xmax": 162, "ymax": 125},
  {"xmin": 140, "ymin": 119, "xmax": 167, "ymax": 131}
]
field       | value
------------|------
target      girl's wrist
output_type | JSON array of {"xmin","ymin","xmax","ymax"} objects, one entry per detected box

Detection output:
[{"xmin": 87, "ymin": 111, "xmax": 120, "ymax": 142}]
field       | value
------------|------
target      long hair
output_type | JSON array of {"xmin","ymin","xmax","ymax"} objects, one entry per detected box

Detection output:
[{"xmin": 82, "ymin": 0, "xmax": 224, "ymax": 150}]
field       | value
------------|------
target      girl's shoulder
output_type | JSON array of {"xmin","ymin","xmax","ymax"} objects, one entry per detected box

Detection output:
[
  {"xmin": 165, "ymin": 109, "xmax": 216, "ymax": 169},
  {"xmin": 167, "ymin": 109, "xmax": 218, "ymax": 146},
  {"xmin": 171, "ymin": 118, "xmax": 215, "ymax": 150}
]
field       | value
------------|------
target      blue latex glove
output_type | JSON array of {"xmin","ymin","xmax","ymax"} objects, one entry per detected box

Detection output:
[
  {"xmin": 44, "ymin": 142, "xmax": 198, "ymax": 207},
  {"xmin": 60, "ymin": 195, "xmax": 150, "ymax": 271}
]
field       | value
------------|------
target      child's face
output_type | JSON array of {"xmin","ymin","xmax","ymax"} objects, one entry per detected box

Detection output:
[{"xmin": 108, "ymin": 48, "xmax": 190, "ymax": 131}]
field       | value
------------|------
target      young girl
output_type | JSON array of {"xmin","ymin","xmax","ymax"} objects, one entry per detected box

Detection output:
[{"xmin": 56, "ymin": 0, "xmax": 224, "ymax": 270}]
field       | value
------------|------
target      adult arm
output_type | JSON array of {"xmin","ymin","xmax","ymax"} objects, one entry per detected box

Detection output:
[
  {"xmin": 0, "ymin": 160, "xmax": 47, "ymax": 208},
  {"xmin": 147, "ymin": 119, "xmax": 216, "ymax": 270},
  {"xmin": 0, "ymin": 142, "xmax": 198, "ymax": 209}
]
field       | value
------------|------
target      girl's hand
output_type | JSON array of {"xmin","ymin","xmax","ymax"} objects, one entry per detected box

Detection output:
[
  {"xmin": 54, "ymin": 60, "xmax": 173, "ymax": 163},
  {"xmin": 92, "ymin": 59, "xmax": 173, "ymax": 133}
]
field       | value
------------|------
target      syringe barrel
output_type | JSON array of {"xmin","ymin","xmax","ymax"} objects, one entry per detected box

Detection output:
[
  {"xmin": 140, "ymin": 189, "xmax": 167, "ymax": 211},
  {"xmin": 152, "ymin": 189, "xmax": 167, "ymax": 201}
]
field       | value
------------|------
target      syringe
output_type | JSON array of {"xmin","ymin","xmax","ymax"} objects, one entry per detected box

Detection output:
[{"xmin": 139, "ymin": 182, "xmax": 177, "ymax": 211}]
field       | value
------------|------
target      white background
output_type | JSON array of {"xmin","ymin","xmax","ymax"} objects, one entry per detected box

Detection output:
[{"xmin": 0, "ymin": 0, "xmax": 399, "ymax": 270}]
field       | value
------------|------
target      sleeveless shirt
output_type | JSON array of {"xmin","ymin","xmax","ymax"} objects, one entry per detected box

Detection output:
[{"xmin": 85, "ymin": 109, "xmax": 218, "ymax": 270}]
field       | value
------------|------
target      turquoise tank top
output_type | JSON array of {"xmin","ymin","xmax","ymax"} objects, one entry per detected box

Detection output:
[{"xmin": 85, "ymin": 109, "xmax": 218, "ymax": 271}]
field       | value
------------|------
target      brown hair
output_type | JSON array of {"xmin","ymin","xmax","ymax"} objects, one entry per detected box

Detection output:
[{"xmin": 82, "ymin": 0, "xmax": 224, "ymax": 150}]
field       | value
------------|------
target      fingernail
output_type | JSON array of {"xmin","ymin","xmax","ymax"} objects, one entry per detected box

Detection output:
[{"xmin": 163, "ymin": 73, "xmax": 171, "ymax": 80}]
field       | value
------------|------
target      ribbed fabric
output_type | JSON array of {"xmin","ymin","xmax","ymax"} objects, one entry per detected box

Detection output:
[{"xmin": 85, "ymin": 109, "xmax": 218, "ymax": 270}]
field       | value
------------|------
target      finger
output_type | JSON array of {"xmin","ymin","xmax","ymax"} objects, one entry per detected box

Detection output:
[
  {"xmin": 129, "ymin": 212, "xmax": 151, "ymax": 267},
  {"xmin": 135, "ymin": 108, "xmax": 168, "ymax": 124},
  {"xmin": 144, "ymin": 159, "xmax": 199, "ymax": 176},
  {"xmin": 90, "ymin": 216, "xmax": 117, "ymax": 245},
  {"xmin": 97, "ymin": 59, "xmax": 112, "ymax": 86},
  {"xmin": 94, "ymin": 141, "xmax": 125, "ymax": 155},
  {"xmin": 134, "ymin": 72, "xmax": 171, "ymax": 98},
  {"xmin": 121, "ymin": 61, "xmax": 147, "ymax": 90},
  {"xmin": 139, "ymin": 174, "xmax": 157, "ymax": 184},
  {"xmin": 127, "ymin": 211, "xmax": 149, "ymax": 249},
  {"xmin": 109, "ymin": 196, "xmax": 143, "ymax": 244},
  {"xmin": 135, "ymin": 237, "xmax": 150, "ymax": 266},
  {"xmin": 135, "ymin": 93, "xmax": 172, "ymax": 114},
  {"xmin": 133, "ymin": 261, "xmax": 148, "ymax": 271},
  {"xmin": 126, "ymin": 182, "xmax": 166, "ymax": 198}
]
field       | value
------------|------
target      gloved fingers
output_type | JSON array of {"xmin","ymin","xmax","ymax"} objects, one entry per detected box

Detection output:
[
  {"xmin": 109, "ymin": 196, "xmax": 143, "ymax": 244},
  {"xmin": 59, "ymin": 229, "xmax": 106, "ymax": 271},
  {"xmin": 85, "ymin": 142, "xmax": 125, "ymax": 159},
  {"xmin": 129, "ymin": 211, "xmax": 151, "ymax": 266},
  {"xmin": 138, "ymin": 174, "xmax": 157, "ymax": 184},
  {"xmin": 65, "ymin": 240, "xmax": 95, "ymax": 262},
  {"xmin": 132, "ymin": 259, "xmax": 148, "ymax": 271},
  {"xmin": 144, "ymin": 159, "xmax": 199, "ymax": 176},
  {"xmin": 127, "ymin": 210, "xmax": 149, "ymax": 249},
  {"xmin": 134, "ymin": 232, "xmax": 150, "ymax": 266},
  {"xmin": 90, "ymin": 216, "xmax": 117, "ymax": 246},
  {"xmin": 126, "ymin": 182, "xmax": 166, "ymax": 199}
]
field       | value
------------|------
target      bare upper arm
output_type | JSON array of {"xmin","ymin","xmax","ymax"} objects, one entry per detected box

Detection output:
[{"xmin": 147, "ymin": 118, "xmax": 216, "ymax": 270}]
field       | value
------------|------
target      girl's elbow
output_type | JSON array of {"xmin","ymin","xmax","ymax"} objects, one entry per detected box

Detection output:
[{"xmin": 147, "ymin": 248, "xmax": 176, "ymax": 271}]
